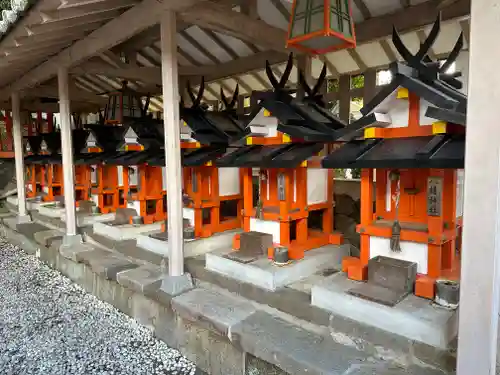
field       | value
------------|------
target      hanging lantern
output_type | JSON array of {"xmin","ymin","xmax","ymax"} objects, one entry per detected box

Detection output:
[{"xmin": 287, "ymin": 0, "xmax": 356, "ymax": 55}]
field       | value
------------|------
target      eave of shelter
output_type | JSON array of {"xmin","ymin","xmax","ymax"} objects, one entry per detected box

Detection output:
[{"xmin": 0, "ymin": 0, "xmax": 470, "ymax": 108}]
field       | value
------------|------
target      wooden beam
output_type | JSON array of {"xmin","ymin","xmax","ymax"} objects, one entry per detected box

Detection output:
[
  {"xmin": 268, "ymin": 0, "xmax": 290, "ymax": 21},
  {"xmin": 203, "ymin": 50, "xmax": 287, "ymax": 82},
  {"xmin": 233, "ymin": 77, "xmax": 253, "ymax": 93},
  {"xmin": 363, "ymin": 69, "xmax": 377, "ymax": 103},
  {"xmin": 379, "ymin": 39, "xmax": 397, "ymax": 61},
  {"xmin": 355, "ymin": 0, "xmax": 470, "ymax": 44},
  {"xmin": 42, "ymin": 0, "xmax": 138, "ymax": 21},
  {"xmin": 179, "ymin": 3, "xmax": 287, "ymax": 52},
  {"xmin": 460, "ymin": 19, "xmax": 470, "ymax": 46},
  {"xmin": 22, "ymin": 84, "xmax": 107, "ymax": 105},
  {"xmin": 249, "ymin": 72, "xmax": 272, "ymax": 90},
  {"xmin": 437, "ymin": 0, "xmax": 462, "ymax": 9},
  {"xmin": 72, "ymin": 61, "xmax": 161, "ymax": 82},
  {"xmin": 202, "ymin": 29, "xmax": 239, "ymax": 59},
  {"xmin": 347, "ymin": 49, "xmax": 368, "ymax": 72},
  {"xmin": 180, "ymin": 30, "xmax": 221, "ymax": 64},
  {"xmin": 339, "ymin": 75, "xmax": 351, "ymax": 123},
  {"xmin": 317, "ymin": 55, "xmax": 339, "ymax": 77},
  {"xmin": 2, "ymin": 0, "xmax": 208, "ymax": 93},
  {"xmin": 353, "ymin": 0, "xmax": 372, "ymax": 19}
]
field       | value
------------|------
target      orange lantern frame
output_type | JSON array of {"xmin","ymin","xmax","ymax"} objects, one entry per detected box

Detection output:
[{"xmin": 286, "ymin": 0, "xmax": 356, "ymax": 55}]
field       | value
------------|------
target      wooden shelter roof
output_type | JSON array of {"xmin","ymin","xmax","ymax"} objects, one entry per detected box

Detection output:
[{"xmin": 0, "ymin": 0, "xmax": 470, "ymax": 112}]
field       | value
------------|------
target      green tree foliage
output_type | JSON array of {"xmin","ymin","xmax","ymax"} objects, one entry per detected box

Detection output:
[{"xmin": 0, "ymin": 0, "xmax": 11, "ymax": 11}]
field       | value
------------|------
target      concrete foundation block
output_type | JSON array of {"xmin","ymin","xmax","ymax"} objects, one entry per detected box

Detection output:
[
  {"xmin": 79, "ymin": 249, "xmax": 139, "ymax": 281},
  {"xmin": 137, "ymin": 229, "xmax": 240, "ymax": 259},
  {"xmin": 181, "ymin": 319, "xmax": 246, "ymax": 375},
  {"xmin": 62, "ymin": 233, "xmax": 83, "ymax": 247},
  {"xmin": 93, "ymin": 221, "xmax": 162, "ymax": 241},
  {"xmin": 311, "ymin": 273, "xmax": 458, "ymax": 349},
  {"xmin": 172, "ymin": 288, "xmax": 256, "ymax": 339},
  {"xmin": 3, "ymin": 216, "xmax": 18, "ymax": 230},
  {"xmin": 63, "ymin": 212, "xmax": 115, "ymax": 226},
  {"xmin": 17, "ymin": 214, "xmax": 32, "ymax": 224},
  {"xmin": 206, "ymin": 245, "xmax": 349, "ymax": 291},
  {"xmin": 59, "ymin": 242, "xmax": 95, "ymax": 262},
  {"xmin": 160, "ymin": 273, "xmax": 194, "ymax": 297},
  {"xmin": 37, "ymin": 204, "xmax": 65, "ymax": 219},
  {"xmin": 231, "ymin": 311, "xmax": 367, "ymax": 375},
  {"xmin": 117, "ymin": 265, "xmax": 164, "ymax": 294},
  {"xmin": 131, "ymin": 293, "xmax": 160, "ymax": 332},
  {"xmin": 33, "ymin": 229, "xmax": 63, "ymax": 248}
]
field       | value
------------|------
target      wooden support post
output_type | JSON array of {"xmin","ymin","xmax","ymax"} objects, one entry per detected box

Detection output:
[
  {"xmin": 58, "ymin": 67, "xmax": 78, "ymax": 236},
  {"xmin": 363, "ymin": 70, "xmax": 377, "ymax": 103},
  {"xmin": 339, "ymin": 75, "xmax": 351, "ymax": 124},
  {"xmin": 11, "ymin": 92, "xmax": 29, "ymax": 220},
  {"xmin": 161, "ymin": 9, "xmax": 184, "ymax": 277},
  {"xmin": 457, "ymin": 0, "xmax": 500, "ymax": 372},
  {"xmin": 296, "ymin": 55, "xmax": 312, "ymax": 100}
]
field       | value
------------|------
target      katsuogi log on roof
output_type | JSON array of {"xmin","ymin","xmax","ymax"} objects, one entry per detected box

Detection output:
[
  {"xmin": 180, "ymin": 78, "xmax": 248, "ymax": 145},
  {"xmin": 356, "ymin": 15, "xmax": 466, "ymax": 128},
  {"xmin": 255, "ymin": 54, "xmax": 349, "ymax": 142}
]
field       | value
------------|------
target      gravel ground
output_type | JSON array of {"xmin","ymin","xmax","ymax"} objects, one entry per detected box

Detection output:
[{"xmin": 0, "ymin": 237, "xmax": 197, "ymax": 375}]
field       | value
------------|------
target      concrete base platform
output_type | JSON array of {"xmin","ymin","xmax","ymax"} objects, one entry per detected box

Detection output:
[
  {"xmin": 206, "ymin": 244, "xmax": 350, "ymax": 291},
  {"xmin": 137, "ymin": 229, "xmax": 240, "ymax": 258},
  {"xmin": 311, "ymin": 272, "xmax": 458, "ymax": 349},
  {"xmin": 93, "ymin": 221, "xmax": 162, "ymax": 241},
  {"xmin": 116, "ymin": 265, "xmax": 165, "ymax": 294},
  {"xmin": 37, "ymin": 203, "xmax": 65, "ymax": 218},
  {"xmin": 61, "ymin": 212, "xmax": 115, "ymax": 226},
  {"xmin": 6, "ymin": 195, "xmax": 48, "ymax": 211},
  {"xmin": 59, "ymin": 242, "xmax": 95, "ymax": 262}
]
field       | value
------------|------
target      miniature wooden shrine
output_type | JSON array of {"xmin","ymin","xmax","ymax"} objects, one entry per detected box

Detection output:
[
  {"xmin": 216, "ymin": 57, "xmax": 352, "ymax": 260},
  {"xmin": 323, "ymin": 18, "xmax": 465, "ymax": 301},
  {"xmin": 179, "ymin": 81, "xmax": 246, "ymax": 239},
  {"xmin": 82, "ymin": 82, "xmax": 150, "ymax": 214}
]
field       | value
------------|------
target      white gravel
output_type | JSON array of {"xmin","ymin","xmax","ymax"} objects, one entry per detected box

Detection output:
[{"xmin": 0, "ymin": 237, "xmax": 197, "ymax": 375}]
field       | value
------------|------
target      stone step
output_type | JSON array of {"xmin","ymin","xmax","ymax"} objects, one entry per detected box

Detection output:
[{"xmin": 76, "ymin": 248, "xmax": 139, "ymax": 281}]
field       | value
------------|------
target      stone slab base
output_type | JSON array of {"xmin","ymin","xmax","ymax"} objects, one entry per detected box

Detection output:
[
  {"xmin": 37, "ymin": 204, "xmax": 65, "ymax": 219},
  {"xmin": 93, "ymin": 221, "xmax": 162, "ymax": 241},
  {"xmin": 311, "ymin": 272, "xmax": 458, "ymax": 349},
  {"xmin": 206, "ymin": 244, "xmax": 350, "ymax": 291},
  {"xmin": 61, "ymin": 212, "xmax": 115, "ymax": 226},
  {"xmin": 137, "ymin": 229, "xmax": 240, "ymax": 258}
]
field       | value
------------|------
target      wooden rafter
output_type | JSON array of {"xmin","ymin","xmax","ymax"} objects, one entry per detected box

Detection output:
[
  {"xmin": 379, "ymin": 39, "xmax": 397, "ymax": 61},
  {"xmin": 269, "ymin": 0, "xmax": 290, "ymax": 21},
  {"xmin": 353, "ymin": 0, "xmax": 371, "ymax": 19},
  {"xmin": 348, "ymin": 49, "xmax": 368, "ymax": 72},
  {"xmin": 180, "ymin": 30, "xmax": 221, "ymax": 64}
]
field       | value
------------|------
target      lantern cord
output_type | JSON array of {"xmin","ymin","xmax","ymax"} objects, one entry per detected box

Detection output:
[{"xmin": 390, "ymin": 172, "xmax": 402, "ymax": 253}]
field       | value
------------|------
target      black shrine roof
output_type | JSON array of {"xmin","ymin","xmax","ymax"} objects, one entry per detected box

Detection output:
[
  {"xmin": 181, "ymin": 108, "xmax": 248, "ymax": 145},
  {"xmin": 84, "ymin": 124, "xmax": 127, "ymax": 151},
  {"xmin": 181, "ymin": 79, "xmax": 248, "ymax": 146},
  {"xmin": 42, "ymin": 132, "xmax": 61, "ymax": 155},
  {"xmin": 215, "ymin": 143, "xmax": 323, "ymax": 168},
  {"xmin": 121, "ymin": 117, "xmax": 164, "ymax": 150},
  {"xmin": 321, "ymin": 135, "xmax": 464, "ymax": 169},
  {"xmin": 25, "ymin": 135, "xmax": 43, "ymax": 155},
  {"xmin": 182, "ymin": 146, "xmax": 227, "ymax": 167}
]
